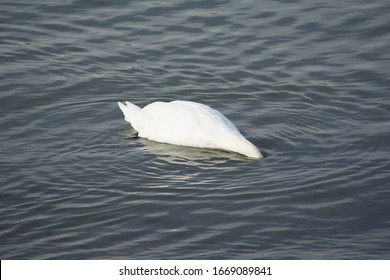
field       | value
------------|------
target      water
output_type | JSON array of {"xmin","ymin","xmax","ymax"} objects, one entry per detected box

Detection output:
[{"xmin": 1, "ymin": 0, "xmax": 390, "ymax": 259}]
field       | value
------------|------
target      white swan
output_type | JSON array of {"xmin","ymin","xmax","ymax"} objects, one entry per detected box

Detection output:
[{"xmin": 118, "ymin": 100, "xmax": 262, "ymax": 159}]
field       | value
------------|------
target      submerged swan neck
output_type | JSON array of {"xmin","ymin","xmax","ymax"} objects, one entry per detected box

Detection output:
[
  {"xmin": 237, "ymin": 141, "xmax": 262, "ymax": 159},
  {"xmin": 220, "ymin": 136, "xmax": 262, "ymax": 159}
]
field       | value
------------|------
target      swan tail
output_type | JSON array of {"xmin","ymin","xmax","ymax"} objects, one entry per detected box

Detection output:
[{"xmin": 117, "ymin": 101, "xmax": 141, "ymax": 130}]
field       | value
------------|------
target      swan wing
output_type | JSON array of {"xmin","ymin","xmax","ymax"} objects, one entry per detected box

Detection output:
[{"xmin": 138, "ymin": 101, "xmax": 242, "ymax": 148}]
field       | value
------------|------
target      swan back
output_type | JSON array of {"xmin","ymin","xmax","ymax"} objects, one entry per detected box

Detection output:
[{"xmin": 118, "ymin": 100, "xmax": 262, "ymax": 159}]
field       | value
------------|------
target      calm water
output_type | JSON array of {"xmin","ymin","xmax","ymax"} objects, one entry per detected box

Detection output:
[{"xmin": 1, "ymin": 0, "xmax": 390, "ymax": 259}]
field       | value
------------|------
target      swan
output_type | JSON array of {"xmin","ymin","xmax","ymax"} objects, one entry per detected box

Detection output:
[{"xmin": 118, "ymin": 100, "xmax": 262, "ymax": 159}]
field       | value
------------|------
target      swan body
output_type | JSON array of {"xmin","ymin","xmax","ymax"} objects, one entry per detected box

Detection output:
[{"xmin": 118, "ymin": 100, "xmax": 262, "ymax": 159}]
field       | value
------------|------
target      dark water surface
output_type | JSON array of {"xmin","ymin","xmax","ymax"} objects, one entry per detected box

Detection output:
[{"xmin": 1, "ymin": 0, "xmax": 390, "ymax": 259}]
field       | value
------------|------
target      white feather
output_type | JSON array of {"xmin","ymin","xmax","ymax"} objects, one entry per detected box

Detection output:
[{"xmin": 118, "ymin": 100, "xmax": 262, "ymax": 159}]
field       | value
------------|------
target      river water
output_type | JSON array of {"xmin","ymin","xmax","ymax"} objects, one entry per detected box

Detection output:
[{"xmin": 1, "ymin": 0, "xmax": 390, "ymax": 259}]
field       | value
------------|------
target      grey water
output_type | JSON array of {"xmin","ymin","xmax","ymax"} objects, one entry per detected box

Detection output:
[{"xmin": 1, "ymin": 0, "xmax": 390, "ymax": 259}]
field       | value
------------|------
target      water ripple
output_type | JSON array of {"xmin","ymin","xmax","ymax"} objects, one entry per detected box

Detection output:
[{"xmin": 1, "ymin": 0, "xmax": 390, "ymax": 259}]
